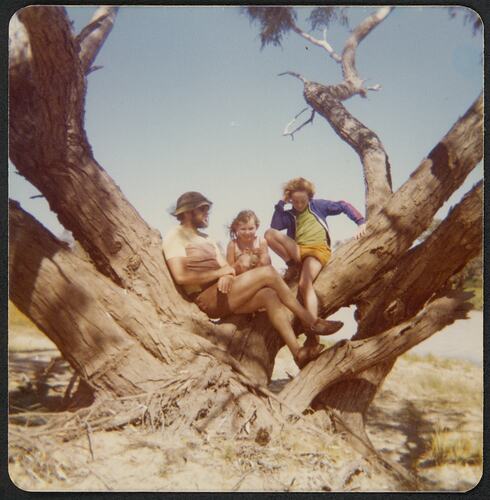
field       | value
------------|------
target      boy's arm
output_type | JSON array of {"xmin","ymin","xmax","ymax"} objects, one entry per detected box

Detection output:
[
  {"xmin": 166, "ymin": 257, "xmax": 235, "ymax": 286},
  {"xmin": 317, "ymin": 199, "xmax": 365, "ymax": 225},
  {"xmin": 270, "ymin": 200, "xmax": 288, "ymax": 231}
]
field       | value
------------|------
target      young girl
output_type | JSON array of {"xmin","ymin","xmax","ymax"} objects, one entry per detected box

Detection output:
[{"xmin": 227, "ymin": 210, "xmax": 271, "ymax": 275}]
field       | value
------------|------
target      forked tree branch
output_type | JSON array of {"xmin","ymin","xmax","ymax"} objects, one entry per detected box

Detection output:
[
  {"xmin": 355, "ymin": 180, "xmax": 483, "ymax": 339},
  {"xmin": 281, "ymin": 291, "xmax": 473, "ymax": 412},
  {"xmin": 282, "ymin": 107, "xmax": 315, "ymax": 140},
  {"xmin": 341, "ymin": 6, "xmax": 393, "ymax": 93},
  {"xmin": 76, "ymin": 6, "xmax": 119, "ymax": 74},
  {"xmin": 290, "ymin": 23, "xmax": 342, "ymax": 62},
  {"xmin": 312, "ymin": 92, "xmax": 483, "ymax": 313},
  {"xmin": 287, "ymin": 6, "xmax": 393, "ymax": 99}
]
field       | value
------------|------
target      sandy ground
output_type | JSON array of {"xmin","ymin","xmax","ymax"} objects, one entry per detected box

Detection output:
[{"xmin": 8, "ymin": 312, "xmax": 484, "ymax": 492}]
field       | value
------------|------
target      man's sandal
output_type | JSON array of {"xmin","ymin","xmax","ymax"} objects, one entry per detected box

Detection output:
[
  {"xmin": 294, "ymin": 344, "xmax": 325, "ymax": 369},
  {"xmin": 308, "ymin": 318, "xmax": 344, "ymax": 336}
]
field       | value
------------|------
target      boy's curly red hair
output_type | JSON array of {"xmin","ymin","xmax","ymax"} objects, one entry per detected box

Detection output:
[{"xmin": 282, "ymin": 177, "xmax": 316, "ymax": 201}]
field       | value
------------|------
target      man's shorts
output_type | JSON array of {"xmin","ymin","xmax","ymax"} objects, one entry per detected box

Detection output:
[
  {"xmin": 299, "ymin": 243, "xmax": 331, "ymax": 266},
  {"xmin": 192, "ymin": 282, "xmax": 232, "ymax": 319}
]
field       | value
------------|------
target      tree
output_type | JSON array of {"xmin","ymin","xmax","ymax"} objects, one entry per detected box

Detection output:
[
  {"xmin": 9, "ymin": 6, "xmax": 482, "ymax": 487},
  {"xmin": 244, "ymin": 4, "xmax": 482, "ymax": 443}
]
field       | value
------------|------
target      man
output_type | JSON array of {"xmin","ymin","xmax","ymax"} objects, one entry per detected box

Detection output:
[{"xmin": 162, "ymin": 191, "xmax": 343, "ymax": 368}]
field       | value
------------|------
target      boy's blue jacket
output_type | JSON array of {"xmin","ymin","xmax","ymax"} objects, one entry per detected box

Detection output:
[{"xmin": 270, "ymin": 199, "xmax": 365, "ymax": 246}]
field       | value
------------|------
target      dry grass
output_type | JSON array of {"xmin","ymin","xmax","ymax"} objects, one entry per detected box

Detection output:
[
  {"xmin": 421, "ymin": 426, "xmax": 483, "ymax": 466},
  {"xmin": 408, "ymin": 370, "xmax": 482, "ymax": 407},
  {"xmin": 9, "ymin": 301, "xmax": 38, "ymax": 329}
]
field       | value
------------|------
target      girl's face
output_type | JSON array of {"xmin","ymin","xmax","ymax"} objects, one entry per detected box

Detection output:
[
  {"xmin": 290, "ymin": 190, "xmax": 309, "ymax": 212},
  {"xmin": 235, "ymin": 218, "xmax": 257, "ymax": 242}
]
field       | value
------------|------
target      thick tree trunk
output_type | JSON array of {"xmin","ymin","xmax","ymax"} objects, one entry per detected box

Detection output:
[
  {"xmin": 9, "ymin": 6, "xmax": 282, "ymax": 387},
  {"xmin": 9, "ymin": 199, "xmax": 284, "ymax": 435},
  {"xmin": 8, "ymin": 6, "xmax": 483, "ymax": 460}
]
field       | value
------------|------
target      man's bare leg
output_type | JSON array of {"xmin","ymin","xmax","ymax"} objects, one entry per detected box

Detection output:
[
  {"xmin": 227, "ymin": 265, "xmax": 315, "ymax": 328},
  {"xmin": 233, "ymin": 288, "xmax": 300, "ymax": 357}
]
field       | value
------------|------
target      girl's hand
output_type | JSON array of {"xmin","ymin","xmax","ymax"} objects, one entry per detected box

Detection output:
[
  {"xmin": 355, "ymin": 223, "xmax": 367, "ymax": 240},
  {"xmin": 218, "ymin": 275, "xmax": 234, "ymax": 294}
]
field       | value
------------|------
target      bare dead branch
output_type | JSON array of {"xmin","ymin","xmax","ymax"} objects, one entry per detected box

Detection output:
[
  {"xmin": 278, "ymin": 70, "xmax": 307, "ymax": 83},
  {"xmin": 290, "ymin": 24, "xmax": 342, "ymax": 62},
  {"xmin": 87, "ymin": 65, "xmax": 103, "ymax": 74},
  {"xmin": 76, "ymin": 7, "xmax": 119, "ymax": 74},
  {"xmin": 341, "ymin": 7, "xmax": 393, "ymax": 92},
  {"xmin": 283, "ymin": 108, "xmax": 315, "ymax": 140}
]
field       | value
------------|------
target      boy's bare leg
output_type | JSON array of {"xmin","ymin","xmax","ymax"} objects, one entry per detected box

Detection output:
[
  {"xmin": 264, "ymin": 229, "xmax": 300, "ymax": 263},
  {"xmin": 233, "ymin": 288, "xmax": 300, "ymax": 357},
  {"xmin": 299, "ymin": 257, "xmax": 324, "ymax": 347},
  {"xmin": 227, "ymin": 265, "xmax": 316, "ymax": 328}
]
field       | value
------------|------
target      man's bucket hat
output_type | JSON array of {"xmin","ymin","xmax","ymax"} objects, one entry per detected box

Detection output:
[{"xmin": 171, "ymin": 191, "xmax": 212, "ymax": 216}]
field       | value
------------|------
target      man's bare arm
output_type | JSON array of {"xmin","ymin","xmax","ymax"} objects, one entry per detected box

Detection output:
[{"xmin": 166, "ymin": 257, "xmax": 235, "ymax": 286}]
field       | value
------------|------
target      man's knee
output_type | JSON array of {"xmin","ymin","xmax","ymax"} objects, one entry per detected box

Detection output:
[
  {"xmin": 261, "ymin": 264, "xmax": 282, "ymax": 284},
  {"xmin": 257, "ymin": 287, "xmax": 279, "ymax": 305}
]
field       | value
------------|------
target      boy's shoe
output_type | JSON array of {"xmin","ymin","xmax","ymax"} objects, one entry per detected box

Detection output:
[
  {"xmin": 283, "ymin": 263, "xmax": 300, "ymax": 283},
  {"xmin": 308, "ymin": 319, "xmax": 343, "ymax": 336},
  {"xmin": 294, "ymin": 344, "xmax": 324, "ymax": 369}
]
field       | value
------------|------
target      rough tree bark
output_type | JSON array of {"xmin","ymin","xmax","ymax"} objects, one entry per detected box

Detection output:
[{"xmin": 9, "ymin": 5, "xmax": 482, "ymax": 465}]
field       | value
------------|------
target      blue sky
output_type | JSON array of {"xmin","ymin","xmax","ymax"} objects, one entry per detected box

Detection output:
[{"xmin": 9, "ymin": 6, "xmax": 483, "ymax": 260}]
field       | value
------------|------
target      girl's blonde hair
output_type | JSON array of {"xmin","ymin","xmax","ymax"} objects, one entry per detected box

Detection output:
[
  {"xmin": 229, "ymin": 210, "xmax": 260, "ymax": 239},
  {"xmin": 283, "ymin": 177, "xmax": 316, "ymax": 201}
]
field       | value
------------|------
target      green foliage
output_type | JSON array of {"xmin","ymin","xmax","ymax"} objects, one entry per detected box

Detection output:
[
  {"xmin": 307, "ymin": 7, "xmax": 349, "ymax": 31},
  {"xmin": 242, "ymin": 6, "xmax": 297, "ymax": 48},
  {"xmin": 243, "ymin": 6, "xmax": 350, "ymax": 49}
]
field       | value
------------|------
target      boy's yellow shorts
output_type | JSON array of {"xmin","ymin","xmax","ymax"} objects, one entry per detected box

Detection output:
[{"xmin": 299, "ymin": 243, "xmax": 331, "ymax": 266}]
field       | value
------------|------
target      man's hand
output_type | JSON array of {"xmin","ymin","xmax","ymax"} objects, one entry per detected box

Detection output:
[
  {"xmin": 220, "ymin": 264, "xmax": 236, "ymax": 277},
  {"xmin": 355, "ymin": 223, "xmax": 367, "ymax": 240},
  {"xmin": 218, "ymin": 275, "xmax": 234, "ymax": 294}
]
